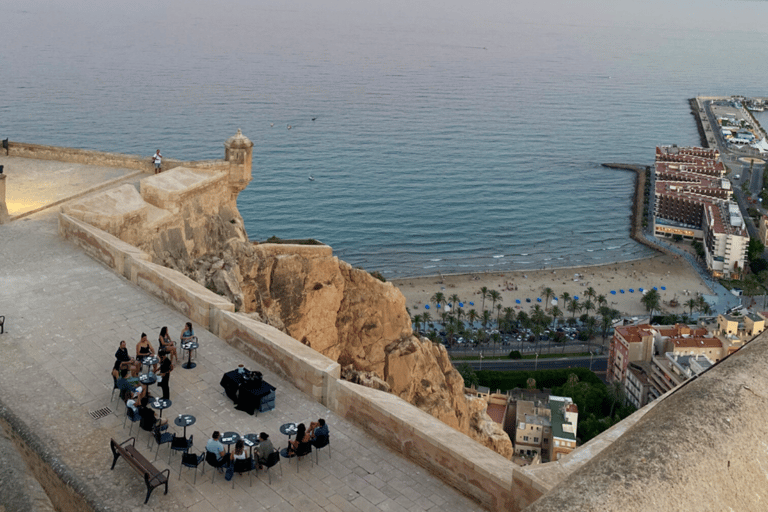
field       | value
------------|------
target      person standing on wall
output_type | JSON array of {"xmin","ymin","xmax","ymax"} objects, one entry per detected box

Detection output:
[
  {"xmin": 152, "ymin": 149, "xmax": 162, "ymax": 174},
  {"xmin": 157, "ymin": 349, "xmax": 173, "ymax": 400}
]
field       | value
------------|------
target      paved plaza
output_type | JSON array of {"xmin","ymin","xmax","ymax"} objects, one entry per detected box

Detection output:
[{"xmin": 0, "ymin": 170, "xmax": 485, "ymax": 511}]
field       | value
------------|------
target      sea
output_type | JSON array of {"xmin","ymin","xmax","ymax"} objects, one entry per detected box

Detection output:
[{"xmin": 4, "ymin": 0, "xmax": 768, "ymax": 278}]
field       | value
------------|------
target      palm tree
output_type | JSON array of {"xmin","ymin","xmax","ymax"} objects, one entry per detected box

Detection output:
[
  {"xmin": 495, "ymin": 303, "xmax": 503, "ymax": 329},
  {"xmin": 449, "ymin": 293, "xmax": 461, "ymax": 321},
  {"xmin": 582, "ymin": 299, "xmax": 595, "ymax": 317},
  {"xmin": 596, "ymin": 294, "xmax": 607, "ymax": 307},
  {"xmin": 685, "ymin": 298, "xmax": 697, "ymax": 317},
  {"xmin": 422, "ymin": 311, "xmax": 432, "ymax": 331},
  {"xmin": 568, "ymin": 299, "xmax": 581, "ymax": 320},
  {"xmin": 479, "ymin": 286, "xmax": 489, "ymax": 312},
  {"xmin": 543, "ymin": 287, "xmax": 554, "ymax": 311},
  {"xmin": 482, "ymin": 309, "xmax": 492, "ymax": 330},
  {"xmin": 489, "ymin": 290, "xmax": 501, "ymax": 313},
  {"xmin": 502, "ymin": 307, "xmax": 515, "ymax": 332},
  {"xmin": 585, "ymin": 286, "xmax": 596, "ymax": 304},
  {"xmin": 431, "ymin": 292, "xmax": 445, "ymax": 310},
  {"xmin": 641, "ymin": 289, "xmax": 661, "ymax": 323},
  {"xmin": 413, "ymin": 314, "xmax": 423, "ymax": 333},
  {"xmin": 445, "ymin": 321, "xmax": 457, "ymax": 346},
  {"xmin": 695, "ymin": 296, "xmax": 711, "ymax": 316},
  {"xmin": 467, "ymin": 309, "xmax": 478, "ymax": 329},
  {"xmin": 598, "ymin": 306, "xmax": 621, "ymax": 346},
  {"xmin": 561, "ymin": 291, "xmax": 571, "ymax": 310},
  {"xmin": 550, "ymin": 306, "xmax": 562, "ymax": 330}
]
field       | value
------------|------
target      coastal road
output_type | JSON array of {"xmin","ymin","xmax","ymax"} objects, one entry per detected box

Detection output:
[{"xmin": 456, "ymin": 356, "xmax": 608, "ymax": 373}]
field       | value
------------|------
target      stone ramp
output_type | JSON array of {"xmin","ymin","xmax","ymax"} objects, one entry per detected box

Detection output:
[{"xmin": 0, "ymin": 210, "xmax": 483, "ymax": 512}]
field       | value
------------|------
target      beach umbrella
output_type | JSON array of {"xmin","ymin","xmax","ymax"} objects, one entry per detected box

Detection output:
[
  {"xmin": 629, "ymin": 289, "xmax": 634, "ymax": 293},
  {"xmin": 536, "ymin": 297, "xmax": 542, "ymax": 302},
  {"xmin": 661, "ymin": 286, "xmax": 666, "ymax": 291},
  {"xmin": 620, "ymin": 289, "xmax": 625, "ymax": 293},
  {"xmin": 574, "ymin": 296, "xmax": 579, "ymax": 301},
  {"xmin": 639, "ymin": 288, "xmax": 644, "ymax": 293},
  {"xmin": 653, "ymin": 287, "xmax": 658, "ymax": 291},
  {"xmin": 469, "ymin": 302, "xmax": 474, "ymax": 306},
  {"xmin": 437, "ymin": 304, "xmax": 441, "ymax": 308},
  {"xmin": 551, "ymin": 299, "xmax": 558, "ymax": 306},
  {"xmin": 425, "ymin": 305, "xmax": 430, "ymax": 309},
  {"xmin": 515, "ymin": 299, "xmax": 521, "ymax": 304},
  {"xmin": 526, "ymin": 298, "xmax": 531, "ymax": 303},
  {"xmin": 459, "ymin": 302, "xmax": 464, "ymax": 308},
  {"xmin": 610, "ymin": 290, "xmax": 616, "ymax": 295}
]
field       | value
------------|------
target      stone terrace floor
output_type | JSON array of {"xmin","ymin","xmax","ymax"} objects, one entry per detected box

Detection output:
[{"xmin": 0, "ymin": 211, "xmax": 485, "ymax": 509}]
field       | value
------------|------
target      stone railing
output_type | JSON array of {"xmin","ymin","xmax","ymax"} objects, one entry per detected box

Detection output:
[{"xmin": 58, "ymin": 212, "xmax": 548, "ymax": 511}]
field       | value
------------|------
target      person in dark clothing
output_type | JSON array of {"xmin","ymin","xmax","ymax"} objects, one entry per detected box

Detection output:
[
  {"xmin": 158, "ymin": 350, "xmax": 172, "ymax": 400},
  {"xmin": 138, "ymin": 396, "xmax": 167, "ymax": 430}
]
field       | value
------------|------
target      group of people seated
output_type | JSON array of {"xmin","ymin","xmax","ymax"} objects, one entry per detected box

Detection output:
[{"xmin": 204, "ymin": 418, "xmax": 329, "ymax": 476}]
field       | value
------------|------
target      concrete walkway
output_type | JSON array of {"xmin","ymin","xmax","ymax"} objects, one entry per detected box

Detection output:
[{"xmin": 0, "ymin": 207, "xmax": 483, "ymax": 511}]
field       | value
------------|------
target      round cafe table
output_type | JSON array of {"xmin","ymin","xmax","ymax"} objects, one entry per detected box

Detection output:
[
  {"xmin": 280, "ymin": 422, "xmax": 298, "ymax": 439},
  {"xmin": 150, "ymin": 398, "xmax": 172, "ymax": 418},
  {"xmin": 139, "ymin": 372, "xmax": 156, "ymax": 385},
  {"xmin": 173, "ymin": 414, "xmax": 196, "ymax": 438},
  {"xmin": 243, "ymin": 433, "xmax": 260, "ymax": 458},
  {"xmin": 221, "ymin": 431, "xmax": 240, "ymax": 453},
  {"xmin": 181, "ymin": 341, "xmax": 199, "ymax": 370},
  {"xmin": 141, "ymin": 355, "xmax": 159, "ymax": 374}
]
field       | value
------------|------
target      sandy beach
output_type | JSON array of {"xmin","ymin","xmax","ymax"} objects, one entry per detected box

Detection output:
[{"xmin": 391, "ymin": 255, "xmax": 713, "ymax": 319}]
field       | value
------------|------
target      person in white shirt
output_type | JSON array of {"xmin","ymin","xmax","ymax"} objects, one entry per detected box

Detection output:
[{"xmin": 152, "ymin": 149, "xmax": 162, "ymax": 174}]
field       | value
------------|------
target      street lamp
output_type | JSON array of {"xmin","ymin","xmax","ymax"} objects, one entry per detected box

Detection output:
[
  {"xmin": 589, "ymin": 351, "xmax": 594, "ymax": 371},
  {"xmin": 535, "ymin": 353, "xmax": 539, "ymax": 372},
  {"xmin": 479, "ymin": 352, "xmax": 483, "ymax": 371}
]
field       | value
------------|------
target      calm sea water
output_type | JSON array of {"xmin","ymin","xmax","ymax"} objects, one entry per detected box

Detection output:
[{"xmin": 4, "ymin": 0, "xmax": 768, "ymax": 278}]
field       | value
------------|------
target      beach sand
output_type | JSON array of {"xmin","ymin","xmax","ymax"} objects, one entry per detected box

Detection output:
[{"xmin": 391, "ymin": 255, "xmax": 711, "ymax": 319}]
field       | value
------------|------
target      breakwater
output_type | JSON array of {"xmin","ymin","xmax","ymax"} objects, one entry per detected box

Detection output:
[
  {"xmin": 689, "ymin": 98, "xmax": 710, "ymax": 148},
  {"xmin": 601, "ymin": 163, "xmax": 674, "ymax": 258}
]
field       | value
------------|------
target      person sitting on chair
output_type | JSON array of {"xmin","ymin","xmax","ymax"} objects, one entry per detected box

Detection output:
[
  {"xmin": 115, "ymin": 368, "xmax": 134, "ymax": 400},
  {"xmin": 136, "ymin": 333, "xmax": 156, "ymax": 370},
  {"xmin": 232, "ymin": 439, "xmax": 247, "ymax": 461},
  {"xmin": 287, "ymin": 423, "xmax": 311, "ymax": 457},
  {"xmin": 206, "ymin": 431, "xmax": 231, "ymax": 465},
  {"xmin": 310, "ymin": 418, "xmax": 329, "ymax": 444},
  {"xmin": 180, "ymin": 322, "xmax": 195, "ymax": 343},
  {"xmin": 138, "ymin": 396, "xmax": 167, "ymax": 430},
  {"xmin": 158, "ymin": 326, "xmax": 178, "ymax": 363},
  {"xmin": 255, "ymin": 432, "xmax": 274, "ymax": 469}
]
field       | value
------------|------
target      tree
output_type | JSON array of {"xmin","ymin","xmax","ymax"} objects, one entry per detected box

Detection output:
[
  {"xmin": 748, "ymin": 238, "xmax": 765, "ymax": 262},
  {"xmin": 456, "ymin": 363, "xmax": 478, "ymax": 388},
  {"xmin": 413, "ymin": 314, "xmax": 423, "ymax": 333},
  {"xmin": 568, "ymin": 299, "xmax": 581, "ymax": 320},
  {"xmin": 479, "ymin": 286, "xmax": 489, "ymax": 312},
  {"xmin": 695, "ymin": 295, "xmax": 711, "ymax": 316},
  {"xmin": 422, "ymin": 311, "xmax": 432, "ymax": 330},
  {"xmin": 598, "ymin": 306, "xmax": 621, "ymax": 346},
  {"xmin": 467, "ymin": 309, "xmax": 478, "ymax": 329},
  {"xmin": 596, "ymin": 294, "xmax": 607, "ymax": 307},
  {"xmin": 489, "ymin": 290, "xmax": 501, "ymax": 314},
  {"xmin": 641, "ymin": 289, "xmax": 661, "ymax": 323},
  {"xmin": 482, "ymin": 309, "xmax": 492, "ymax": 330},
  {"xmin": 550, "ymin": 306, "xmax": 562, "ymax": 329},
  {"xmin": 445, "ymin": 320, "xmax": 457, "ymax": 346},
  {"xmin": 495, "ymin": 303, "xmax": 503, "ymax": 329},
  {"xmin": 449, "ymin": 293, "xmax": 461, "ymax": 322},
  {"xmin": 582, "ymin": 299, "xmax": 595, "ymax": 316},
  {"xmin": 561, "ymin": 292, "xmax": 571, "ymax": 309},
  {"xmin": 502, "ymin": 307, "xmax": 515, "ymax": 333},
  {"xmin": 543, "ymin": 287, "xmax": 554, "ymax": 311},
  {"xmin": 430, "ymin": 292, "xmax": 445, "ymax": 310},
  {"xmin": 585, "ymin": 286, "xmax": 596, "ymax": 304},
  {"xmin": 685, "ymin": 298, "xmax": 697, "ymax": 317}
]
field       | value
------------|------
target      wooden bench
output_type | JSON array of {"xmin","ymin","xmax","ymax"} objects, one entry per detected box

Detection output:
[{"xmin": 110, "ymin": 437, "xmax": 169, "ymax": 504}]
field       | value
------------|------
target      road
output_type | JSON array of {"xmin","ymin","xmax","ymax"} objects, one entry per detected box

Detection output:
[{"xmin": 456, "ymin": 355, "xmax": 608, "ymax": 373}]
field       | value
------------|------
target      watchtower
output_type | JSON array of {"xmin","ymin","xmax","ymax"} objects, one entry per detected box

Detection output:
[{"xmin": 224, "ymin": 129, "xmax": 253, "ymax": 192}]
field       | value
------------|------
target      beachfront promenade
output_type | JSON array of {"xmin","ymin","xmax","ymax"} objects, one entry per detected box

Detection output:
[{"xmin": 0, "ymin": 177, "xmax": 483, "ymax": 510}]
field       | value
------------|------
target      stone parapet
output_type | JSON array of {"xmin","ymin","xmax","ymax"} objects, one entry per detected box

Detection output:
[
  {"xmin": 58, "ymin": 214, "xmax": 150, "ymax": 279},
  {"xmin": 140, "ymin": 167, "xmax": 229, "ymax": 215},
  {"xmin": 328, "ymin": 379, "xmax": 546, "ymax": 511},
  {"xmin": 255, "ymin": 243, "xmax": 333, "ymax": 259},
  {"xmin": 215, "ymin": 310, "xmax": 340, "ymax": 404},
  {"xmin": 0, "ymin": 173, "xmax": 9, "ymax": 224},
  {"xmin": 129, "ymin": 258, "xmax": 234, "ymax": 329}
]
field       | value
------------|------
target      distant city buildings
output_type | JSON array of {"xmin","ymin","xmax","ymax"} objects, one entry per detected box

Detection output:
[
  {"xmin": 652, "ymin": 145, "xmax": 748, "ymax": 279},
  {"xmin": 467, "ymin": 387, "xmax": 579, "ymax": 463},
  {"xmin": 608, "ymin": 316, "xmax": 764, "ymax": 408}
]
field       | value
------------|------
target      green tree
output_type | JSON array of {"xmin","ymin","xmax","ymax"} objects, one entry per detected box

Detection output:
[
  {"xmin": 543, "ymin": 287, "xmax": 554, "ymax": 311},
  {"xmin": 568, "ymin": 299, "xmax": 581, "ymax": 320},
  {"xmin": 550, "ymin": 305, "xmax": 562, "ymax": 329},
  {"xmin": 456, "ymin": 363, "xmax": 478, "ymax": 388},
  {"xmin": 482, "ymin": 309, "xmax": 492, "ymax": 330},
  {"xmin": 479, "ymin": 286, "xmax": 489, "ymax": 312},
  {"xmin": 430, "ymin": 292, "xmax": 445, "ymax": 310},
  {"xmin": 641, "ymin": 289, "xmax": 661, "ymax": 323},
  {"xmin": 467, "ymin": 309, "xmax": 478, "ymax": 329},
  {"xmin": 749, "ymin": 238, "xmax": 766, "ymax": 262},
  {"xmin": 449, "ymin": 293, "xmax": 461, "ymax": 322},
  {"xmin": 685, "ymin": 298, "xmax": 697, "ymax": 317},
  {"xmin": 422, "ymin": 311, "xmax": 432, "ymax": 329},
  {"xmin": 496, "ymin": 303, "xmax": 503, "ymax": 329},
  {"xmin": 598, "ymin": 306, "xmax": 621, "ymax": 346},
  {"xmin": 413, "ymin": 314, "xmax": 423, "ymax": 333},
  {"xmin": 489, "ymin": 290, "xmax": 501, "ymax": 314}
]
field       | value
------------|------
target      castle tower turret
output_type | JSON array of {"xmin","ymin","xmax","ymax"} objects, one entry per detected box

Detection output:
[{"xmin": 224, "ymin": 129, "xmax": 253, "ymax": 192}]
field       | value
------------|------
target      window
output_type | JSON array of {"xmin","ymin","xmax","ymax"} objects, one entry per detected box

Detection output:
[
  {"xmin": 523, "ymin": 436, "xmax": 528, "ymax": 442},
  {"xmin": 555, "ymin": 440, "xmax": 560, "ymax": 447},
  {"xmin": 534, "ymin": 437, "xmax": 539, "ymax": 443}
]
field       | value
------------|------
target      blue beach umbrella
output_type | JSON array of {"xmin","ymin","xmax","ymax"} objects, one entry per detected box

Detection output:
[
  {"xmin": 574, "ymin": 296, "xmax": 579, "ymax": 301},
  {"xmin": 526, "ymin": 298, "xmax": 531, "ymax": 303},
  {"xmin": 459, "ymin": 302, "xmax": 464, "ymax": 308},
  {"xmin": 653, "ymin": 287, "xmax": 658, "ymax": 291},
  {"xmin": 620, "ymin": 289, "xmax": 625, "ymax": 294},
  {"xmin": 437, "ymin": 304, "xmax": 441, "ymax": 308},
  {"xmin": 537, "ymin": 297, "xmax": 542, "ymax": 302},
  {"xmin": 447, "ymin": 303, "xmax": 452, "ymax": 308},
  {"xmin": 639, "ymin": 288, "xmax": 644, "ymax": 293},
  {"xmin": 661, "ymin": 286, "xmax": 666, "ymax": 291},
  {"xmin": 515, "ymin": 299, "xmax": 521, "ymax": 304},
  {"xmin": 425, "ymin": 305, "xmax": 430, "ymax": 309},
  {"xmin": 610, "ymin": 290, "xmax": 616, "ymax": 295},
  {"xmin": 629, "ymin": 289, "xmax": 634, "ymax": 293},
  {"xmin": 469, "ymin": 302, "xmax": 474, "ymax": 306}
]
